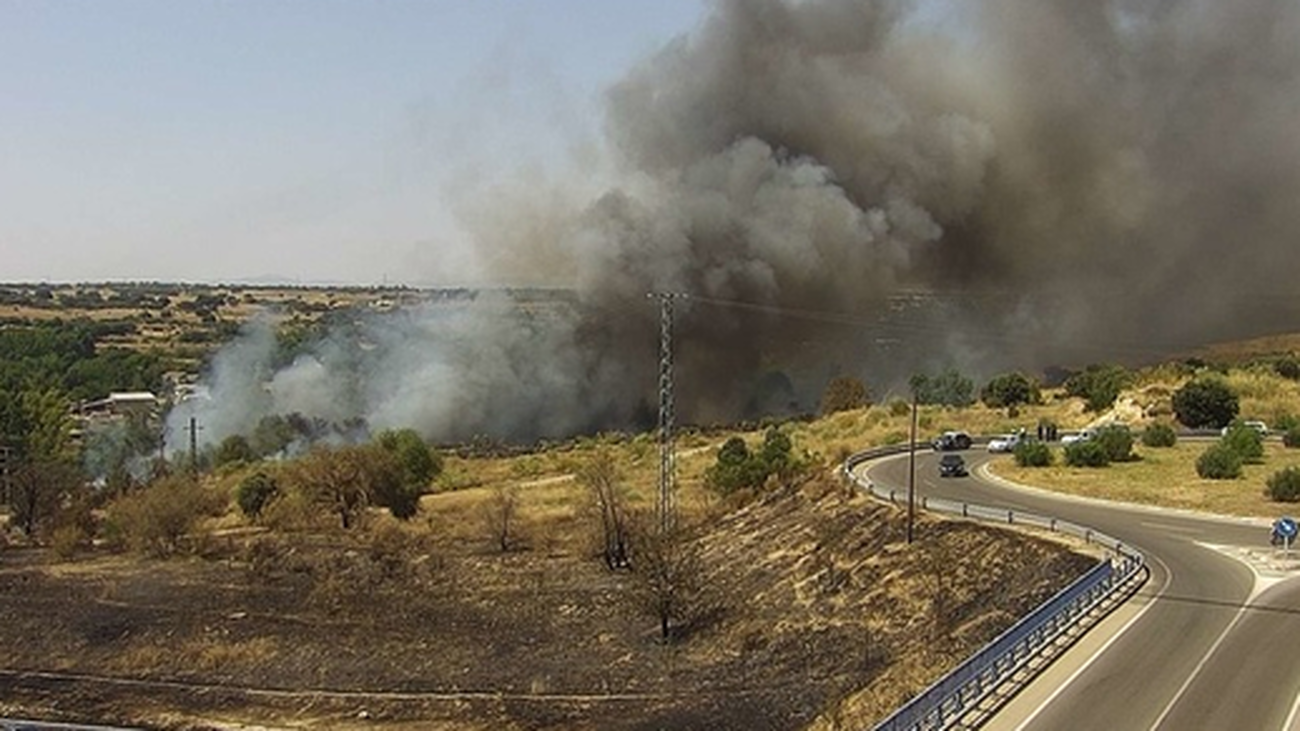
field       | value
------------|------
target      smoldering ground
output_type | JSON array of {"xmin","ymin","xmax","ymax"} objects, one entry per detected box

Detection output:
[{"xmin": 170, "ymin": 0, "xmax": 1300, "ymax": 447}]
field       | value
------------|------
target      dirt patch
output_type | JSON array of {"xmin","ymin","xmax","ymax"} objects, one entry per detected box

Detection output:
[{"xmin": 0, "ymin": 476, "xmax": 1094, "ymax": 730}]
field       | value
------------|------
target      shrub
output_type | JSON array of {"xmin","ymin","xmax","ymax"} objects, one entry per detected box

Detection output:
[
  {"xmin": 236, "ymin": 471, "xmax": 279, "ymax": 520},
  {"xmin": 1221, "ymin": 425, "xmax": 1265, "ymax": 464},
  {"xmin": 888, "ymin": 399, "xmax": 911, "ymax": 417},
  {"xmin": 1014, "ymin": 440, "xmax": 1053, "ymax": 467},
  {"xmin": 1064, "ymin": 441, "xmax": 1110, "ymax": 468},
  {"xmin": 1276, "ymin": 357, "xmax": 1300, "ymax": 381},
  {"xmin": 1141, "ymin": 422, "xmax": 1178, "ymax": 448},
  {"xmin": 1172, "ymin": 378, "xmax": 1239, "ymax": 429},
  {"xmin": 1094, "ymin": 425, "xmax": 1136, "ymax": 463},
  {"xmin": 1266, "ymin": 467, "xmax": 1300, "ymax": 502},
  {"xmin": 1197, "ymin": 444, "xmax": 1242, "ymax": 480},
  {"xmin": 704, "ymin": 429, "xmax": 805, "ymax": 495},
  {"xmin": 106, "ymin": 475, "xmax": 208, "ymax": 557}
]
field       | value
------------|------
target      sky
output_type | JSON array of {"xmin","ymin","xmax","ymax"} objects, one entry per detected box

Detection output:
[{"xmin": 1, "ymin": 0, "xmax": 708, "ymax": 285}]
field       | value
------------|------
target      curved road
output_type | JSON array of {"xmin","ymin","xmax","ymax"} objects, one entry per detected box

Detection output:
[{"xmin": 861, "ymin": 450, "xmax": 1300, "ymax": 731}]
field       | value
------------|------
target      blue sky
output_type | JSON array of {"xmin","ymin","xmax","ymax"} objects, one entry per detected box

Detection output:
[{"xmin": 1, "ymin": 0, "xmax": 707, "ymax": 284}]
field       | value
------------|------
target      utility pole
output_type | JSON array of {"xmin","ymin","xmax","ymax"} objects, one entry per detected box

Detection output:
[
  {"xmin": 186, "ymin": 417, "xmax": 203, "ymax": 473},
  {"xmin": 907, "ymin": 390, "xmax": 918, "ymax": 544},
  {"xmin": 650, "ymin": 292, "xmax": 683, "ymax": 534}
]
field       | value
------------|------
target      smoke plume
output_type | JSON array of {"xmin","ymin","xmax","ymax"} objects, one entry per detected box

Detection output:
[{"xmin": 170, "ymin": 0, "xmax": 1300, "ymax": 448}]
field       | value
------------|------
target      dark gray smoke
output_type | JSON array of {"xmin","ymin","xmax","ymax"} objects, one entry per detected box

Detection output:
[{"xmin": 171, "ymin": 0, "xmax": 1300, "ymax": 448}]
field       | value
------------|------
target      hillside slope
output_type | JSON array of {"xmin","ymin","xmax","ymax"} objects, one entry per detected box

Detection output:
[{"xmin": 0, "ymin": 472, "xmax": 1093, "ymax": 730}]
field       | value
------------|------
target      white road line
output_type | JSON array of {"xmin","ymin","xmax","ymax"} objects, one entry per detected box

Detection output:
[
  {"xmin": 1147, "ymin": 597, "xmax": 1253, "ymax": 731},
  {"xmin": 1012, "ymin": 551, "xmax": 1171, "ymax": 731},
  {"xmin": 1283, "ymin": 690, "xmax": 1300, "ymax": 731}
]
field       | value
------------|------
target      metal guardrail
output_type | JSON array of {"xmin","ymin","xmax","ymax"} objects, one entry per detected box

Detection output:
[{"xmin": 843, "ymin": 444, "xmax": 1147, "ymax": 731}]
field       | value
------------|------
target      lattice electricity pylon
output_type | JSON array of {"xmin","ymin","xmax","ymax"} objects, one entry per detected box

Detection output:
[{"xmin": 650, "ymin": 292, "xmax": 683, "ymax": 533}]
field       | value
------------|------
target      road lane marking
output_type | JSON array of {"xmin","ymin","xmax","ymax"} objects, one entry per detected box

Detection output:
[
  {"xmin": 1011, "ymin": 551, "xmax": 1171, "ymax": 731},
  {"xmin": 1284, "ymin": 690, "xmax": 1300, "ymax": 731},
  {"xmin": 1148, "ymin": 590, "xmax": 1254, "ymax": 731},
  {"xmin": 1138, "ymin": 521, "xmax": 1200, "ymax": 535}
]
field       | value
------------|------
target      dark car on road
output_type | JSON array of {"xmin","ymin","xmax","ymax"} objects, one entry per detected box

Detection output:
[
  {"xmin": 939, "ymin": 453, "xmax": 968, "ymax": 477},
  {"xmin": 932, "ymin": 430, "xmax": 973, "ymax": 451}
]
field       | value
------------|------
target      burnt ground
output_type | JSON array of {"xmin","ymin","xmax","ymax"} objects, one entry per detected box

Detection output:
[{"xmin": 0, "ymin": 476, "xmax": 1095, "ymax": 730}]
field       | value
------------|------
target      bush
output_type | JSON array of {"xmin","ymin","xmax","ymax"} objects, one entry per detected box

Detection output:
[
  {"xmin": 1014, "ymin": 440, "xmax": 1054, "ymax": 467},
  {"xmin": 1221, "ymin": 425, "xmax": 1265, "ymax": 464},
  {"xmin": 704, "ymin": 429, "xmax": 805, "ymax": 495},
  {"xmin": 236, "ymin": 471, "xmax": 279, "ymax": 520},
  {"xmin": 1142, "ymin": 422, "xmax": 1178, "ymax": 448},
  {"xmin": 1276, "ymin": 357, "xmax": 1300, "ymax": 381},
  {"xmin": 1064, "ymin": 441, "xmax": 1110, "ymax": 468},
  {"xmin": 1094, "ymin": 425, "xmax": 1136, "ymax": 463},
  {"xmin": 1266, "ymin": 467, "xmax": 1300, "ymax": 502},
  {"xmin": 1197, "ymin": 444, "xmax": 1243, "ymax": 480},
  {"xmin": 888, "ymin": 399, "xmax": 911, "ymax": 417},
  {"xmin": 106, "ymin": 475, "xmax": 208, "ymax": 557},
  {"xmin": 1172, "ymin": 378, "xmax": 1239, "ymax": 429}
]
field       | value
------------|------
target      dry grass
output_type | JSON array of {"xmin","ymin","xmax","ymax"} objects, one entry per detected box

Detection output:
[{"xmin": 992, "ymin": 442, "xmax": 1300, "ymax": 518}]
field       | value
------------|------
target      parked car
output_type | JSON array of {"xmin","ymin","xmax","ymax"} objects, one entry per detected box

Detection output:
[
  {"xmin": 932, "ymin": 430, "xmax": 973, "ymax": 451},
  {"xmin": 987, "ymin": 433, "xmax": 1022, "ymax": 453},
  {"xmin": 939, "ymin": 453, "xmax": 968, "ymax": 477},
  {"xmin": 1061, "ymin": 429, "xmax": 1095, "ymax": 446},
  {"xmin": 1222, "ymin": 420, "xmax": 1269, "ymax": 437}
]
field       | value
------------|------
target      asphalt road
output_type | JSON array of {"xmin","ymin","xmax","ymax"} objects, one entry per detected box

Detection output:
[{"xmin": 861, "ymin": 449, "xmax": 1300, "ymax": 731}]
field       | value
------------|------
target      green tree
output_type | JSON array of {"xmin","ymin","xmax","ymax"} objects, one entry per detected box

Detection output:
[
  {"xmin": 981, "ymin": 372, "xmax": 1040, "ymax": 410},
  {"xmin": 910, "ymin": 368, "xmax": 976, "ymax": 408},
  {"xmin": 363, "ymin": 444, "xmax": 421, "ymax": 520},
  {"xmin": 819, "ymin": 376, "xmax": 870, "ymax": 415},
  {"xmin": 704, "ymin": 429, "xmax": 803, "ymax": 495},
  {"xmin": 704, "ymin": 437, "xmax": 760, "ymax": 495},
  {"xmin": 214, "ymin": 434, "xmax": 255, "ymax": 468},
  {"xmin": 375, "ymin": 428, "xmax": 441, "ymax": 489},
  {"xmin": 1064, "ymin": 364, "xmax": 1132, "ymax": 413},
  {"xmin": 1172, "ymin": 378, "xmax": 1239, "ymax": 429}
]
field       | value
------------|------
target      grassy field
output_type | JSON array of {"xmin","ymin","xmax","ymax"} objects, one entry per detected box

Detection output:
[{"xmin": 992, "ymin": 440, "xmax": 1300, "ymax": 518}]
